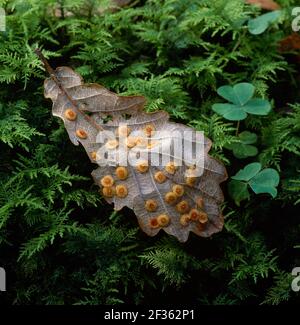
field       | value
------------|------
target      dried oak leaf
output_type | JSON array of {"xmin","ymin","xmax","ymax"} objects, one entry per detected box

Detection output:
[
  {"xmin": 43, "ymin": 66, "xmax": 227, "ymax": 242},
  {"xmin": 246, "ymin": 0, "xmax": 280, "ymax": 10}
]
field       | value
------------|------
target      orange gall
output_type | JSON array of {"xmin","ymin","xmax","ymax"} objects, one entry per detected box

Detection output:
[
  {"xmin": 115, "ymin": 184, "xmax": 128, "ymax": 198},
  {"xmin": 64, "ymin": 109, "xmax": 77, "ymax": 121},
  {"xmin": 164, "ymin": 192, "xmax": 177, "ymax": 205},
  {"xmin": 176, "ymin": 200, "xmax": 190, "ymax": 214},
  {"xmin": 157, "ymin": 214, "xmax": 170, "ymax": 227},
  {"xmin": 100, "ymin": 175, "xmax": 114, "ymax": 187},
  {"xmin": 145, "ymin": 199, "xmax": 158, "ymax": 212},
  {"xmin": 115, "ymin": 166, "xmax": 128, "ymax": 180},
  {"xmin": 76, "ymin": 129, "xmax": 88, "ymax": 139},
  {"xmin": 154, "ymin": 171, "xmax": 167, "ymax": 184}
]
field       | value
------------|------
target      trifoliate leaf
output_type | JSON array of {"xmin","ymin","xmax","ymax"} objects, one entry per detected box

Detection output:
[
  {"xmin": 225, "ymin": 131, "xmax": 258, "ymax": 159},
  {"xmin": 230, "ymin": 163, "xmax": 280, "ymax": 204},
  {"xmin": 212, "ymin": 83, "xmax": 271, "ymax": 121}
]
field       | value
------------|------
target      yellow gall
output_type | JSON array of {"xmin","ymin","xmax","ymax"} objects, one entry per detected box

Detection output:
[
  {"xmin": 115, "ymin": 184, "xmax": 128, "ymax": 198},
  {"xmin": 164, "ymin": 192, "xmax": 177, "ymax": 205},
  {"xmin": 64, "ymin": 109, "xmax": 77, "ymax": 121},
  {"xmin": 149, "ymin": 218, "xmax": 159, "ymax": 229},
  {"xmin": 198, "ymin": 211, "xmax": 208, "ymax": 224},
  {"xmin": 136, "ymin": 160, "xmax": 149, "ymax": 173},
  {"xmin": 125, "ymin": 137, "xmax": 137, "ymax": 148},
  {"xmin": 165, "ymin": 162, "xmax": 177, "ymax": 175},
  {"xmin": 186, "ymin": 167, "xmax": 197, "ymax": 176},
  {"xmin": 185, "ymin": 168, "xmax": 198, "ymax": 186},
  {"xmin": 185, "ymin": 163, "xmax": 196, "ymax": 169},
  {"xmin": 143, "ymin": 124, "xmax": 155, "ymax": 137},
  {"xmin": 180, "ymin": 214, "xmax": 190, "ymax": 227},
  {"xmin": 185, "ymin": 176, "xmax": 197, "ymax": 187},
  {"xmin": 102, "ymin": 186, "xmax": 115, "ymax": 198},
  {"xmin": 154, "ymin": 171, "xmax": 167, "ymax": 184},
  {"xmin": 157, "ymin": 214, "xmax": 170, "ymax": 227},
  {"xmin": 189, "ymin": 209, "xmax": 201, "ymax": 221},
  {"xmin": 115, "ymin": 166, "xmax": 128, "ymax": 180},
  {"xmin": 116, "ymin": 125, "xmax": 131, "ymax": 137},
  {"xmin": 196, "ymin": 196, "xmax": 204, "ymax": 209},
  {"xmin": 136, "ymin": 136, "xmax": 148, "ymax": 148},
  {"xmin": 105, "ymin": 139, "xmax": 119, "ymax": 150},
  {"xmin": 172, "ymin": 184, "xmax": 184, "ymax": 197},
  {"xmin": 90, "ymin": 151, "xmax": 97, "ymax": 161},
  {"xmin": 176, "ymin": 200, "xmax": 190, "ymax": 214},
  {"xmin": 145, "ymin": 199, "xmax": 158, "ymax": 212},
  {"xmin": 100, "ymin": 175, "xmax": 114, "ymax": 187},
  {"xmin": 76, "ymin": 129, "xmax": 88, "ymax": 139}
]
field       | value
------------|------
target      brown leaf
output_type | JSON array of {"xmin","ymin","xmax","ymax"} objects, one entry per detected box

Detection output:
[
  {"xmin": 246, "ymin": 0, "xmax": 280, "ymax": 10},
  {"xmin": 42, "ymin": 66, "xmax": 227, "ymax": 242},
  {"xmin": 279, "ymin": 33, "xmax": 300, "ymax": 52}
]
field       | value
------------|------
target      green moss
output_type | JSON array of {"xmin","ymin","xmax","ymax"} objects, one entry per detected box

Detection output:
[{"xmin": 0, "ymin": 0, "xmax": 299, "ymax": 305}]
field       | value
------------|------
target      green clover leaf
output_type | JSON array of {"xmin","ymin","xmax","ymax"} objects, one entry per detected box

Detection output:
[
  {"xmin": 228, "ymin": 180, "xmax": 250, "ymax": 206},
  {"xmin": 249, "ymin": 169, "xmax": 280, "ymax": 198},
  {"xmin": 232, "ymin": 162, "xmax": 262, "ymax": 181},
  {"xmin": 225, "ymin": 131, "xmax": 258, "ymax": 159},
  {"xmin": 212, "ymin": 83, "xmax": 271, "ymax": 121},
  {"xmin": 229, "ymin": 162, "xmax": 280, "ymax": 205},
  {"xmin": 248, "ymin": 11, "xmax": 282, "ymax": 35}
]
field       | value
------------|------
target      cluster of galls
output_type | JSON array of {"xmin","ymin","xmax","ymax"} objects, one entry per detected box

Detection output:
[
  {"xmin": 100, "ymin": 167, "xmax": 129, "ymax": 199},
  {"xmin": 148, "ymin": 187, "xmax": 208, "ymax": 231},
  {"xmin": 104, "ymin": 123, "xmax": 157, "ymax": 152},
  {"xmin": 65, "ymin": 109, "xmax": 208, "ymax": 232}
]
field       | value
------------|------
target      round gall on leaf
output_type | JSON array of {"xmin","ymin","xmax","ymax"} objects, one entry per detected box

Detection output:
[
  {"xmin": 102, "ymin": 186, "xmax": 115, "ymax": 198},
  {"xmin": 189, "ymin": 208, "xmax": 201, "ymax": 221},
  {"xmin": 105, "ymin": 139, "xmax": 119, "ymax": 150},
  {"xmin": 172, "ymin": 184, "xmax": 184, "ymax": 197},
  {"xmin": 154, "ymin": 171, "xmax": 167, "ymax": 184},
  {"xmin": 136, "ymin": 136, "xmax": 148, "ymax": 148},
  {"xmin": 143, "ymin": 124, "xmax": 155, "ymax": 137},
  {"xmin": 176, "ymin": 200, "xmax": 190, "ymax": 214},
  {"xmin": 164, "ymin": 192, "xmax": 177, "ymax": 205},
  {"xmin": 180, "ymin": 214, "xmax": 190, "ymax": 227},
  {"xmin": 136, "ymin": 160, "xmax": 149, "ymax": 173},
  {"xmin": 76, "ymin": 129, "xmax": 88, "ymax": 139},
  {"xmin": 90, "ymin": 151, "xmax": 97, "ymax": 161},
  {"xmin": 64, "ymin": 108, "xmax": 77, "ymax": 121},
  {"xmin": 157, "ymin": 214, "xmax": 170, "ymax": 227},
  {"xmin": 145, "ymin": 199, "xmax": 158, "ymax": 212},
  {"xmin": 149, "ymin": 218, "xmax": 159, "ymax": 229},
  {"xmin": 198, "ymin": 211, "xmax": 208, "ymax": 224},
  {"xmin": 115, "ymin": 184, "xmax": 128, "ymax": 198},
  {"xmin": 125, "ymin": 136, "xmax": 136, "ymax": 148},
  {"xmin": 165, "ymin": 162, "xmax": 177, "ymax": 175},
  {"xmin": 117, "ymin": 125, "xmax": 131, "ymax": 137},
  {"xmin": 116, "ymin": 166, "xmax": 128, "ymax": 180},
  {"xmin": 185, "ymin": 176, "xmax": 197, "ymax": 187},
  {"xmin": 100, "ymin": 175, "xmax": 114, "ymax": 187}
]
